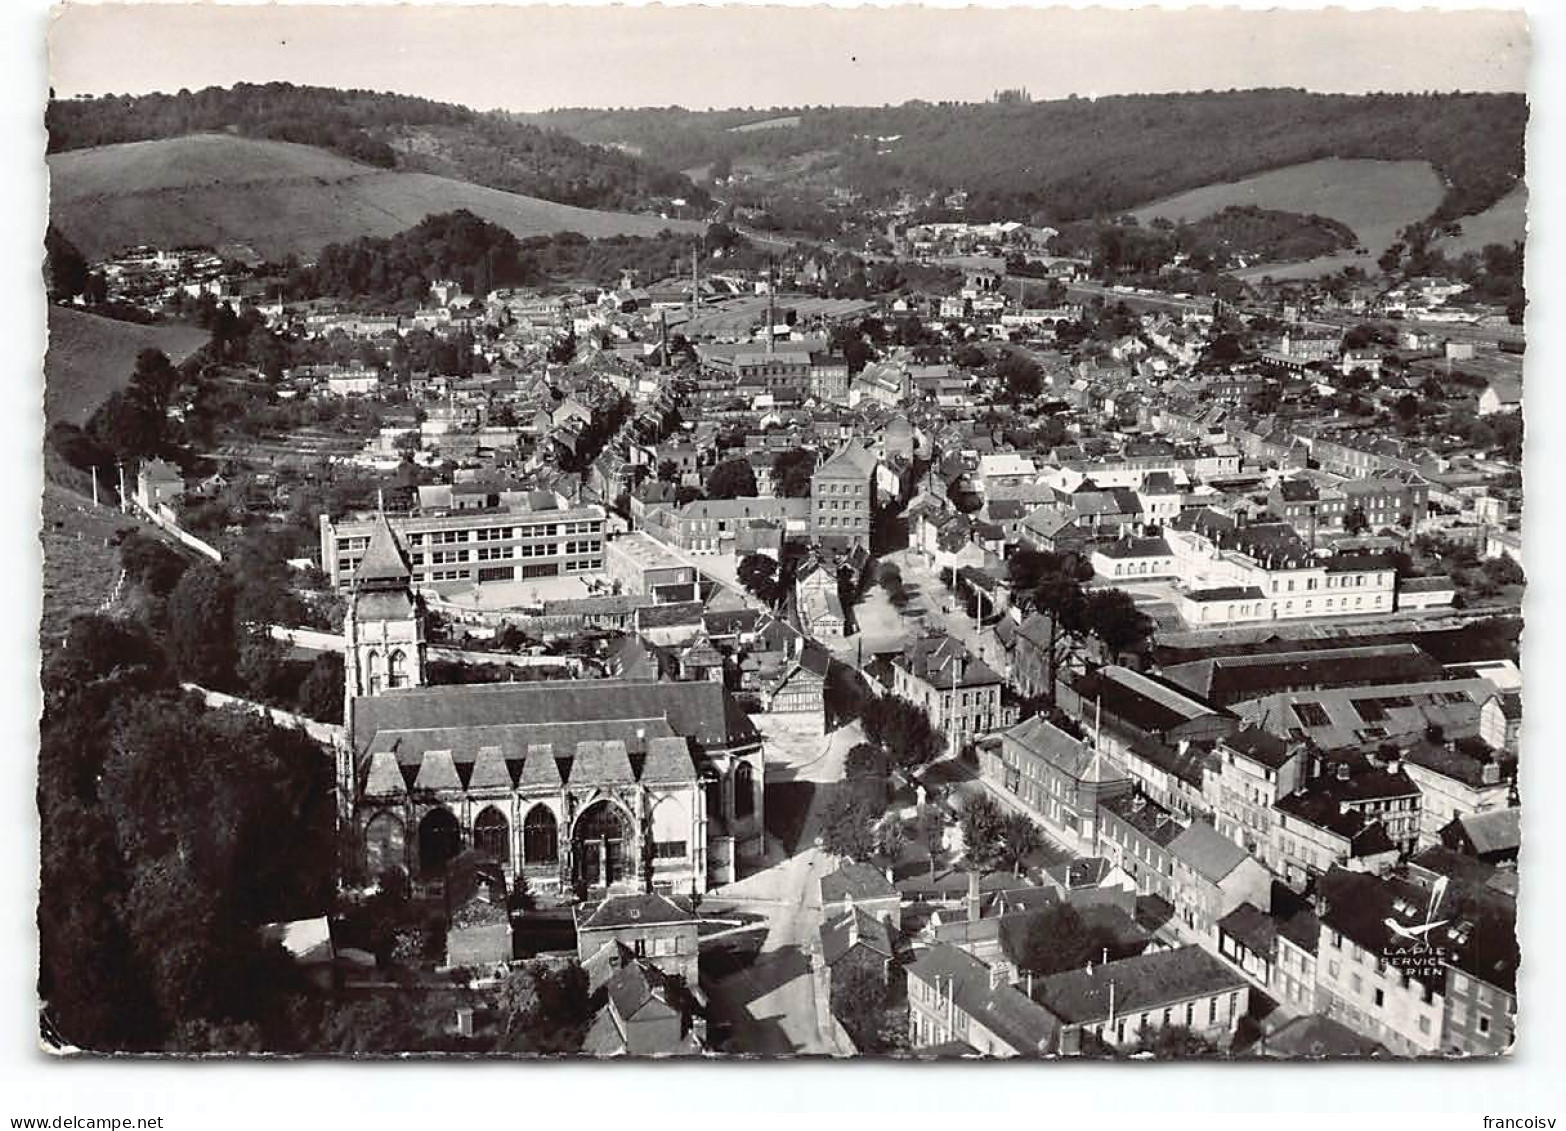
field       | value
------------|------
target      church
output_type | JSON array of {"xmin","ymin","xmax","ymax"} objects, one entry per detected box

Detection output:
[{"xmin": 338, "ymin": 516, "xmax": 766, "ymax": 898}]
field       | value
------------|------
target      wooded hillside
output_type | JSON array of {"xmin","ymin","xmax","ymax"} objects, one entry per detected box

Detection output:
[{"xmin": 525, "ymin": 90, "xmax": 1526, "ymax": 225}]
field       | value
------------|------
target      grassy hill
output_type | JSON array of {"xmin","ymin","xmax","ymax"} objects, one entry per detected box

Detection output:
[
  {"xmin": 45, "ymin": 305, "xmax": 208, "ymax": 427},
  {"xmin": 1130, "ymin": 158, "xmax": 1446, "ymax": 280},
  {"xmin": 1436, "ymin": 184, "xmax": 1528, "ymax": 257},
  {"xmin": 47, "ymin": 134, "xmax": 704, "ymax": 263},
  {"xmin": 48, "ymin": 82, "xmax": 705, "ymax": 214},
  {"xmin": 39, "ymin": 480, "xmax": 139, "ymax": 648}
]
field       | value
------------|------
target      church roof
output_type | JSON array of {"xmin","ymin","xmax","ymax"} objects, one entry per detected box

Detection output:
[
  {"xmin": 412, "ymin": 750, "xmax": 462, "ymax": 792},
  {"xmin": 363, "ymin": 750, "xmax": 406, "ymax": 797},
  {"xmin": 352, "ymin": 678, "xmax": 755, "ymax": 754},
  {"xmin": 354, "ymin": 513, "xmax": 412, "ymax": 587},
  {"xmin": 568, "ymin": 740, "xmax": 636, "ymax": 786},
  {"xmin": 640, "ymin": 736, "xmax": 697, "ymax": 783},
  {"xmin": 467, "ymin": 745, "xmax": 512, "ymax": 790},
  {"xmin": 519, "ymin": 743, "xmax": 564, "ymax": 788}
]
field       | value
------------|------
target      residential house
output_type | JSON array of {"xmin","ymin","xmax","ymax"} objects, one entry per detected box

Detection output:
[
  {"xmin": 811, "ymin": 439, "xmax": 877, "ymax": 551},
  {"xmin": 978, "ymin": 715, "xmax": 1131, "ymax": 855},
  {"xmin": 1477, "ymin": 378, "xmax": 1522, "ymax": 417},
  {"xmin": 582, "ymin": 953, "xmax": 705, "ymax": 1056},
  {"xmin": 819, "ymin": 861, "xmax": 901, "ymax": 928},
  {"xmin": 1033, "ymin": 946, "xmax": 1250, "ymax": 1053},
  {"xmin": 576, "ymin": 892, "xmax": 701, "ymax": 991},
  {"xmin": 1167, "ymin": 820, "xmax": 1272, "ymax": 950},
  {"xmin": 891, "ymin": 635, "xmax": 1005, "ymax": 750},
  {"xmin": 1206, "ymin": 728, "xmax": 1309, "ymax": 871},
  {"xmin": 1400, "ymin": 735, "xmax": 1515, "ymax": 848},
  {"xmin": 905, "ymin": 943, "xmax": 1059, "ymax": 1056},
  {"xmin": 1313, "ymin": 868, "xmax": 1446, "ymax": 1057}
]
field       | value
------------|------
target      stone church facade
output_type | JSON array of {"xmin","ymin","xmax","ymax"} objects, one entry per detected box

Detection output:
[{"xmin": 338, "ymin": 516, "xmax": 765, "ymax": 899}]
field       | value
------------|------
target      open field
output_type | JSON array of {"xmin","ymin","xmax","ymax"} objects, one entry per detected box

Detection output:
[
  {"xmin": 1131, "ymin": 158, "xmax": 1445, "ymax": 281},
  {"xmin": 39, "ymin": 483, "xmax": 138, "ymax": 647},
  {"xmin": 1436, "ymin": 183, "xmax": 1527, "ymax": 256},
  {"xmin": 44, "ymin": 305, "xmax": 208, "ymax": 427},
  {"xmin": 48, "ymin": 134, "xmax": 703, "ymax": 262}
]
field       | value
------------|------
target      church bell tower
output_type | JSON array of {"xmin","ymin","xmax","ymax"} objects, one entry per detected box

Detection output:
[{"xmin": 340, "ymin": 514, "xmax": 426, "ymax": 821}]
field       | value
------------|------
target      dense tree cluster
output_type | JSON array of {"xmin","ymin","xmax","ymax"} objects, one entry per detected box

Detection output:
[
  {"xmin": 47, "ymin": 83, "xmax": 705, "ymax": 213},
  {"xmin": 527, "ymin": 91, "xmax": 1524, "ymax": 228},
  {"xmin": 304, "ymin": 210, "xmax": 531, "ymax": 302},
  {"xmin": 39, "ymin": 614, "xmax": 335, "ymax": 1052},
  {"xmin": 999, "ymin": 902, "xmax": 1140, "ymax": 977}
]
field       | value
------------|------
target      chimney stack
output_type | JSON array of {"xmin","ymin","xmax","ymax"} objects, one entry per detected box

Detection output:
[{"xmin": 967, "ymin": 869, "xmax": 982, "ymax": 924}]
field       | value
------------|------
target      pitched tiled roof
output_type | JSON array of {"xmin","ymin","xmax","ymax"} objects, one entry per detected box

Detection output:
[
  {"xmin": 1033, "ymin": 946, "xmax": 1246, "ymax": 1025},
  {"xmin": 820, "ymin": 861, "xmax": 897, "ymax": 905},
  {"xmin": 413, "ymin": 750, "xmax": 462, "ymax": 792},
  {"xmin": 568, "ymin": 740, "xmax": 635, "ymax": 786},
  {"xmin": 1169, "ymin": 821, "xmax": 1252, "ymax": 884},
  {"xmin": 639, "ymin": 736, "xmax": 697, "ymax": 784},
  {"xmin": 905, "ymin": 944, "xmax": 1059, "ymax": 1055},
  {"xmin": 820, "ymin": 907, "xmax": 896, "ymax": 966},
  {"xmin": 578, "ymin": 892, "xmax": 698, "ymax": 932}
]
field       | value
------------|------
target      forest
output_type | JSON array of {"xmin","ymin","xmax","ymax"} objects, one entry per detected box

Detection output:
[
  {"xmin": 524, "ymin": 90, "xmax": 1526, "ymax": 226},
  {"xmin": 1047, "ymin": 206, "xmax": 1358, "ymax": 278},
  {"xmin": 292, "ymin": 212, "xmax": 782, "ymax": 300},
  {"xmin": 46, "ymin": 83, "xmax": 707, "ymax": 213}
]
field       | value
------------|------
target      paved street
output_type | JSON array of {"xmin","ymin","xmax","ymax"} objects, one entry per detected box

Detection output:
[{"xmin": 699, "ymin": 719, "xmax": 860, "ymax": 1055}]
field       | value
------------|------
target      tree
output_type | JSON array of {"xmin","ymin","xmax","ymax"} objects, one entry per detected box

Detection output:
[
  {"xmin": 1000, "ymin": 811, "xmax": 1044, "ymax": 876},
  {"xmin": 165, "ymin": 563, "xmax": 239, "ymax": 688},
  {"xmin": 830, "ymin": 963, "xmax": 899, "ymax": 1053},
  {"xmin": 771, "ymin": 448, "xmax": 817, "ymax": 498},
  {"xmin": 819, "ymin": 788, "xmax": 879, "ymax": 860},
  {"xmin": 736, "ymin": 553, "xmax": 779, "ymax": 604},
  {"xmin": 706, "ymin": 458, "xmax": 758, "ymax": 500},
  {"xmin": 657, "ymin": 459, "xmax": 681, "ymax": 483},
  {"xmin": 1008, "ymin": 550, "xmax": 1091, "ymax": 702},
  {"xmin": 1344, "ymin": 507, "xmax": 1371, "ymax": 536},
  {"xmin": 872, "ymin": 813, "xmax": 908, "ymax": 865},
  {"xmin": 1003, "ymin": 903, "xmax": 1123, "ymax": 977},
  {"xmin": 845, "ymin": 742, "xmax": 887, "ymax": 783},
  {"xmin": 1081, "ymin": 587, "xmax": 1154, "ymax": 659},
  {"xmin": 497, "ymin": 960, "xmax": 593, "ymax": 1054},
  {"xmin": 45, "ymin": 224, "xmax": 90, "ymax": 301},
  {"xmin": 860, "ymin": 696, "xmax": 945, "ymax": 773},
  {"xmin": 992, "ymin": 352, "xmax": 1043, "ymax": 403},
  {"xmin": 120, "ymin": 532, "xmax": 191, "ymax": 598},
  {"xmin": 958, "ymin": 793, "xmax": 1008, "ymax": 873},
  {"xmin": 877, "ymin": 561, "xmax": 907, "ymax": 607},
  {"xmin": 296, "ymin": 653, "xmax": 345, "ymax": 724}
]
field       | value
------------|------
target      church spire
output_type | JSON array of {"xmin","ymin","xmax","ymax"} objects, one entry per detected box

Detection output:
[{"xmin": 354, "ymin": 512, "xmax": 412, "ymax": 589}]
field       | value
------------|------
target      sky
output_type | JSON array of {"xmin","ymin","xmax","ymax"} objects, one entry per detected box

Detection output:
[{"xmin": 48, "ymin": 3, "xmax": 1530, "ymax": 113}]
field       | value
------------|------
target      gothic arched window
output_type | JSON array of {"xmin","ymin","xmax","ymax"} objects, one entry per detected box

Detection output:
[
  {"xmin": 522, "ymin": 805, "xmax": 559, "ymax": 865},
  {"xmin": 734, "ymin": 761, "xmax": 755, "ymax": 819},
  {"xmin": 388, "ymin": 649, "xmax": 408, "ymax": 689},
  {"xmin": 366, "ymin": 650, "xmax": 383, "ymax": 695}
]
